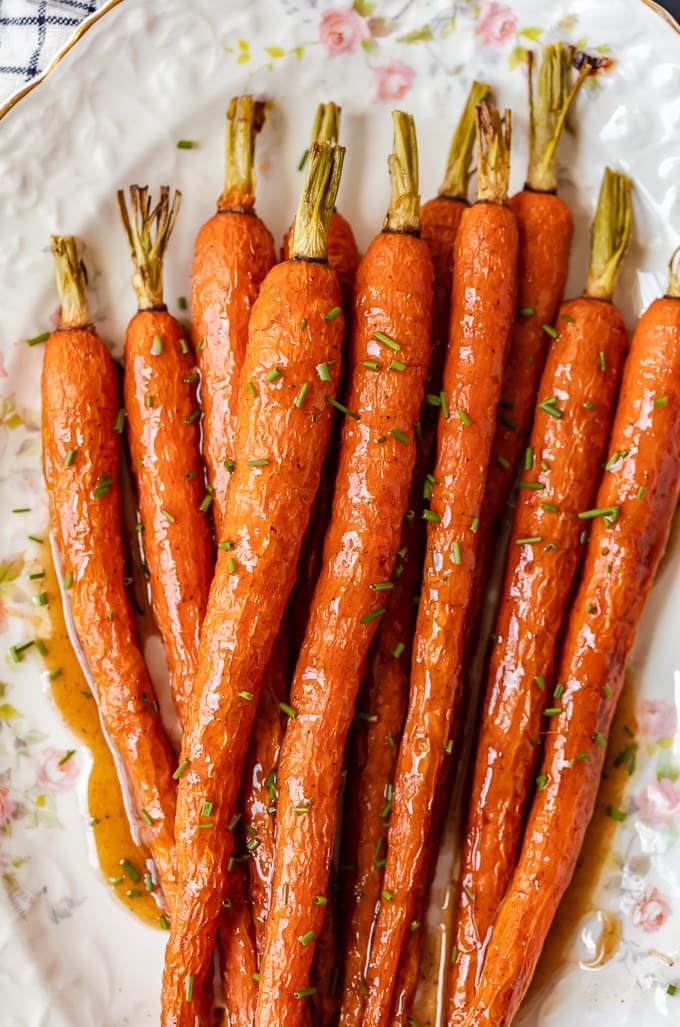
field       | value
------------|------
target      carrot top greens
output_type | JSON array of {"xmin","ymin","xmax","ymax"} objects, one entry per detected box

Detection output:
[
  {"xmin": 384, "ymin": 110, "xmax": 420, "ymax": 234},
  {"xmin": 117, "ymin": 185, "xmax": 181, "ymax": 310},
  {"xmin": 526, "ymin": 43, "xmax": 593, "ymax": 193},
  {"xmin": 51, "ymin": 235, "xmax": 91, "ymax": 330},
  {"xmin": 310, "ymin": 101, "xmax": 341, "ymax": 147},
  {"xmin": 219, "ymin": 95, "xmax": 268, "ymax": 212},
  {"xmin": 290, "ymin": 140, "xmax": 345, "ymax": 261},
  {"xmin": 438, "ymin": 80, "xmax": 491, "ymax": 201},
  {"xmin": 475, "ymin": 100, "xmax": 512, "ymax": 205},
  {"xmin": 585, "ymin": 168, "xmax": 632, "ymax": 302}
]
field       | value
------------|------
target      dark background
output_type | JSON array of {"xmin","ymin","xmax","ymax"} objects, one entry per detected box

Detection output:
[{"xmin": 659, "ymin": 0, "xmax": 680, "ymax": 21}]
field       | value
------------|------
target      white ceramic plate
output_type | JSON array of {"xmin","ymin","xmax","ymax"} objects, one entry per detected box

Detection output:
[{"xmin": 1, "ymin": 1, "xmax": 680, "ymax": 1024}]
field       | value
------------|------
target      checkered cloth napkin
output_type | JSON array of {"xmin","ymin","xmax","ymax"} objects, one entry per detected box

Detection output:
[{"xmin": 0, "ymin": 0, "xmax": 107, "ymax": 106}]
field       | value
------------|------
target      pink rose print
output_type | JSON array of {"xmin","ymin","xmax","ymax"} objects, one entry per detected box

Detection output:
[
  {"xmin": 636, "ymin": 777, "xmax": 680, "ymax": 826},
  {"xmin": 37, "ymin": 747, "xmax": 79, "ymax": 793},
  {"xmin": 475, "ymin": 2, "xmax": 518, "ymax": 47},
  {"xmin": 632, "ymin": 887, "xmax": 672, "ymax": 933},
  {"xmin": 637, "ymin": 698, "xmax": 677, "ymax": 742},
  {"xmin": 319, "ymin": 6, "xmax": 368, "ymax": 56},
  {"xmin": 0, "ymin": 785, "xmax": 17, "ymax": 827},
  {"xmin": 374, "ymin": 58, "xmax": 416, "ymax": 104}
]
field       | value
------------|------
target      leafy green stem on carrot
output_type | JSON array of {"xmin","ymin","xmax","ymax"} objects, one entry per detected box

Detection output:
[
  {"xmin": 438, "ymin": 81, "xmax": 491, "ymax": 200},
  {"xmin": 219, "ymin": 95, "xmax": 269, "ymax": 212},
  {"xmin": 290, "ymin": 140, "xmax": 346, "ymax": 261},
  {"xmin": 585, "ymin": 168, "xmax": 632, "ymax": 301},
  {"xmin": 526, "ymin": 43, "xmax": 593, "ymax": 193},
  {"xmin": 383, "ymin": 110, "xmax": 420, "ymax": 234},
  {"xmin": 475, "ymin": 100, "xmax": 512, "ymax": 205},
  {"xmin": 50, "ymin": 235, "xmax": 91, "ymax": 329},
  {"xmin": 117, "ymin": 185, "xmax": 181, "ymax": 310}
]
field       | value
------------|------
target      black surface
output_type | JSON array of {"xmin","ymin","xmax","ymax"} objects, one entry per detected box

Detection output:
[{"xmin": 658, "ymin": 0, "xmax": 680, "ymax": 22}]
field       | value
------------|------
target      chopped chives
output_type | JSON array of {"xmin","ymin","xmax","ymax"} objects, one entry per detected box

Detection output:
[
  {"xmin": 667, "ymin": 984, "xmax": 677, "ymax": 996},
  {"xmin": 323, "ymin": 306, "xmax": 342, "ymax": 321},
  {"xmin": 392, "ymin": 641, "xmax": 405, "ymax": 658},
  {"xmin": 607, "ymin": 805, "xmax": 626, "ymax": 822},
  {"xmin": 222, "ymin": 898, "xmax": 233, "ymax": 909},
  {"xmin": 534, "ymin": 674, "xmax": 545, "ymax": 690},
  {"xmin": 389, "ymin": 359, "xmax": 406, "ymax": 372},
  {"xmin": 28, "ymin": 535, "xmax": 43, "ymax": 544},
  {"xmin": 184, "ymin": 372, "xmax": 199, "ymax": 385},
  {"xmin": 540, "ymin": 459, "xmax": 550, "ymax": 471},
  {"xmin": 602, "ymin": 683, "xmax": 612, "ymax": 698},
  {"xmin": 371, "ymin": 581, "xmax": 394, "ymax": 591},
  {"xmin": 299, "ymin": 930, "xmax": 316, "ymax": 945},
  {"xmin": 218, "ymin": 540, "xmax": 235, "ymax": 550},
  {"xmin": 140, "ymin": 809, "xmax": 154, "ymax": 827},
  {"xmin": 126, "ymin": 889, "xmax": 144, "ymax": 899},
  {"xmin": 185, "ymin": 974, "xmax": 194, "ymax": 1001},
  {"xmin": 186, "ymin": 408, "xmax": 201, "ymax": 424},
  {"xmin": 410, "ymin": 920, "xmax": 421, "ymax": 933},
  {"xmin": 515, "ymin": 536, "xmax": 542, "ymax": 545},
  {"xmin": 224, "ymin": 458, "xmax": 235, "ymax": 472},
  {"xmin": 463, "ymin": 885, "xmax": 474, "ymax": 902},
  {"xmin": 496, "ymin": 454, "xmax": 510, "ymax": 469},
  {"xmin": 177, "ymin": 296, "xmax": 188, "ymax": 310},
  {"xmin": 519, "ymin": 481, "xmax": 544, "ymax": 490},
  {"xmin": 536, "ymin": 773, "xmax": 549, "ymax": 790},
  {"xmin": 120, "ymin": 859, "xmax": 141, "ymax": 883},
  {"xmin": 524, "ymin": 447, "xmax": 534, "ymax": 470},
  {"xmin": 654, "ymin": 395, "xmax": 668, "ymax": 408},
  {"xmin": 316, "ymin": 361, "xmax": 332, "ymax": 382},
  {"xmin": 297, "ymin": 148, "xmax": 309, "ymax": 171},
  {"xmin": 386, "ymin": 732, "xmax": 396, "ymax": 748},
  {"xmin": 161, "ymin": 509, "xmax": 176, "ymax": 523},
  {"xmin": 246, "ymin": 458, "xmax": 270, "ymax": 467},
  {"xmin": 49, "ymin": 668, "xmax": 62, "ymax": 680},
  {"xmin": 300, "ymin": 317, "xmax": 308, "ymax": 331},
  {"xmin": 313, "ymin": 895, "xmax": 328, "ymax": 905},
  {"xmin": 239, "ymin": 690, "xmax": 254, "ymax": 701},
  {"xmin": 58, "ymin": 749, "xmax": 76, "ymax": 766},
  {"xmin": 159, "ymin": 916, "xmax": 169, "ymax": 929},
  {"xmin": 425, "ymin": 393, "xmax": 441, "ymax": 407},
  {"xmin": 246, "ymin": 381, "xmax": 258, "ymax": 398},
  {"xmin": 605, "ymin": 450, "xmax": 627, "ymax": 471},
  {"xmin": 470, "ymin": 516, "xmax": 479, "ymax": 533},
  {"xmin": 279, "ymin": 702, "xmax": 298, "ymax": 718},
  {"xmin": 390, "ymin": 428, "xmax": 409, "ymax": 443},
  {"xmin": 114, "ymin": 408, "xmax": 126, "ymax": 433},
  {"xmin": 27, "ymin": 331, "xmax": 50, "ymax": 346},
  {"xmin": 517, "ymin": 306, "xmax": 535, "ymax": 317},
  {"xmin": 636, "ymin": 486, "xmax": 646, "ymax": 500},
  {"xmin": 538, "ymin": 396, "xmax": 563, "ymax": 419},
  {"xmin": 445, "ymin": 739, "xmax": 454, "ymax": 755},
  {"xmin": 198, "ymin": 495, "xmax": 213, "ymax": 512},
  {"xmin": 593, "ymin": 732, "xmax": 607, "ymax": 746},
  {"xmin": 498, "ymin": 412, "xmax": 517, "ymax": 430},
  {"xmin": 543, "ymin": 324, "xmax": 558, "ymax": 339},
  {"xmin": 35, "ymin": 592, "xmax": 48, "ymax": 607},
  {"xmin": 144, "ymin": 872, "xmax": 154, "ymax": 892},
  {"xmin": 201, "ymin": 800, "xmax": 214, "ymax": 817},
  {"xmin": 456, "ymin": 408, "xmax": 470, "ymax": 426},
  {"xmin": 422, "ymin": 510, "xmax": 441, "ymax": 523},
  {"xmin": 598, "ymin": 351, "xmax": 606, "ymax": 371},
  {"xmin": 326, "ymin": 397, "xmax": 360, "ymax": 420},
  {"xmin": 374, "ymin": 330, "xmax": 400, "ymax": 351},
  {"xmin": 360, "ymin": 607, "xmax": 387, "ymax": 625},
  {"xmin": 381, "ymin": 888, "xmax": 394, "ymax": 902},
  {"xmin": 577, "ymin": 505, "xmax": 620, "ymax": 523},
  {"xmin": 294, "ymin": 382, "xmax": 309, "ymax": 408},
  {"xmin": 145, "ymin": 394, "xmax": 154, "ymax": 408},
  {"xmin": 553, "ymin": 683, "xmax": 564, "ymax": 699},
  {"xmin": 12, "ymin": 507, "xmax": 30, "ymax": 513},
  {"xmin": 172, "ymin": 759, "xmax": 190, "ymax": 779},
  {"xmin": 543, "ymin": 707, "xmax": 563, "ymax": 717},
  {"xmin": 63, "ymin": 571, "xmax": 73, "ymax": 590},
  {"xmin": 227, "ymin": 558, "xmax": 237, "ymax": 573},
  {"xmin": 177, "ymin": 139, "xmax": 196, "ymax": 149},
  {"xmin": 294, "ymin": 988, "xmax": 317, "ymax": 1000},
  {"xmin": 452, "ymin": 541, "xmax": 461, "ymax": 565},
  {"xmin": 29, "ymin": 570, "xmax": 45, "ymax": 580},
  {"xmin": 541, "ymin": 501, "xmax": 559, "ymax": 512},
  {"xmin": 266, "ymin": 366, "xmax": 282, "ymax": 382},
  {"xmin": 560, "ymin": 313, "xmax": 574, "ymax": 322},
  {"xmin": 227, "ymin": 813, "xmax": 242, "ymax": 831},
  {"xmin": 151, "ymin": 335, "xmax": 163, "ymax": 355},
  {"xmin": 35, "ymin": 639, "xmax": 47, "ymax": 656},
  {"xmin": 363, "ymin": 359, "xmax": 381, "ymax": 370}
]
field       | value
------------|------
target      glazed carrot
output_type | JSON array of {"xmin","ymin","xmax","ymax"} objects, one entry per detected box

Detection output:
[
  {"xmin": 360, "ymin": 101, "xmax": 518, "ymax": 1027},
  {"xmin": 338, "ymin": 82, "xmax": 488, "ymax": 1027},
  {"xmin": 41, "ymin": 237, "xmax": 177, "ymax": 910},
  {"xmin": 462, "ymin": 245, "xmax": 680, "ymax": 1027},
  {"xmin": 255, "ymin": 111, "xmax": 434, "ymax": 1027},
  {"xmin": 310, "ymin": 869, "xmax": 341, "ymax": 1026},
  {"xmin": 160, "ymin": 141, "xmax": 346, "ymax": 1027},
  {"xmin": 480, "ymin": 44, "xmax": 593, "ymax": 548},
  {"xmin": 241, "ymin": 622, "xmax": 289, "ymax": 955},
  {"xmin": 217, "ymin": 858, "xmax": 258, "ymax": 1026},
  {"xmin": 447, "ymin": 167, "xmax": 632, "ymax": 1024},
  {"xmin": 191, "ymin": 96, "xmax": 276, "ymax": 530},
  {"xmin": 118, "ymin": 186, "xmax": 213, "ymax": 731}
]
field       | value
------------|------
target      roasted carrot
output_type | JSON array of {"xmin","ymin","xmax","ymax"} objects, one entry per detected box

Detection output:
[
  {"xmin": 42, "ymin": 237, "xmax": 178, "ymax": 910},
  {"xmin": 310, "ymin": 868, "xmax": 341, "ymax": 1026},
  {"xmin": 191, "ymin": 95, "xmax": 276, "ymax": 531},
  {"xmin": 118, "ymin": 186, "xmax": 213, "ymax": 732},
  {"xmin": 160, "ymin": 141, "xmax": 346, "ymax": 1027},
  {"xmin": 462, "ymin": 245, "xmax": 680, "ymax": 1027},
  {"xmin": 479, "ymin": 44, "xmax": 593, "ymax": 559},
  {"xmin": 217, "ymin": 858, "xmax": 259, "ymax": 1026},
  {"xmin": 447, "ymin": 167, "xmax": 632, "ymax": 1024},
  {"xmin": 338, "ymin": 81, "xmax": 488, "ymax": 1027},
  {"xmin": 360, "ymin": 101, "xmax": 518, "ymax": 1027},
  {"xmin": 255, "ymin": 111, "xmax": 434, "ymax": 1027}
]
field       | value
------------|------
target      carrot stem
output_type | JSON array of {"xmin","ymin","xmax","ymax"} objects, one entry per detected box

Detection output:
[
  {"xmin": 384, "ymin": 110, "xmax": 420, "ymax": 234},
  {"xmin": 51, "ymin": 236, "xmax": 91, "ymax": 330},
  {"xmin": 219, "ymin": 95, "xmax": 268, "ymax": 212},
  {"xmin": 117, "ymin": 185, "xmax": 181, "ymax": 310},
  {"xmin": 290, "ymin": 141, "xmax": 345, "ymax": 261},
  {"xmin": 526, "ymin": 43, "xmax": 592, "ymax": 193},
  {"xmin": 668, "ymin": 245, "xmax": 680, "ymax": 298},
  {"xmin": 438, "ymin": 81, "xmax": 491, "ymax": 201},
  {"xmin": 475, "ymin": 100, "xmax": 512, "ymax": 205},
  {"xmin": 584, "ymin": 168, "xmax": 632, "ymax": 301},
  {"xmin": 311, "ymin": 101, "xmax": 341, "ymax": 146}
]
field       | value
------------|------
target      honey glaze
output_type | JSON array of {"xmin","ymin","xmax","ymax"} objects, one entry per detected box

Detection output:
[{"xmin": 39, "ymin": 546, "xmax": 164, "ymax": 929}]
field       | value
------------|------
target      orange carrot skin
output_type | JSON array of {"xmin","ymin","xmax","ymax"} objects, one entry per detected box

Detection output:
[
  {"xmin": 485, "ymin": 190, "xmax": 573, "ymax": 525},
  {"xmin": 161, "ymin": 259, "xmax": 343, "ymax": 1027},
  {"xmin": 282, "ymin": 210, "xmax": 360, "ymax": 318},
  {"xmin": 218, "ymin": 858, "xmax": 258, "ymax": 1026},
  {"xmin": 255, "ymin": 230, "xmax": 434, "ymax": 1027},
  {"xmin": 420, "ymin": 196, "xmax": 468, "ymax": 397},
  {"xmin": 448, "ymin": 295, "xmax": 628, "ymax": 1023},
  {"xmin": 124, "ymin": 310, "xmax": 213, "ymax": 726},
  {"xmin": 241, "ymin": 624, "xmax": 289, "ymax": 956},
  {"xmin": 191, "ymin": 210, "xmax": 276, "ymax": 528},
  {"xmin": 311, "ymin": 869, "xmax": 341, "ymax": 1026},
  {"xmin": 464, "ymin": 295, "xmax": 680, "ymax": 1026},
  {"xmin": 41, "ymin": 327, "xmax": 178, "ymax": 909},
  {"xmin": 362, "ymin": 202, "xmax": 518, "ymax": 1027}
]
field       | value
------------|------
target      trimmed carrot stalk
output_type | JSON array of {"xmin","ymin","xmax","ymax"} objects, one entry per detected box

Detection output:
[
  {"xmin": 255, "ymin": 111, "xmax": 434, "ymax": 1027},
  {"xmin": 337, "ymin": 81, "xmax": 488, "ymax": 1027},
  {"xmin": 160, "ymin": 141, "xmax": 346, "ymax": 1027},
  {"xmin": 118, "ymin": 186, "xmax": 214, "ymax": 732},
  {"xmin": 360, "ymin": 100, "xmax": 518, "ymax": 1027},
  {"xmin": 42, "ymin": 237, "xmax": 178, "ymax": 910},
  {"xmin": 241, "ymin": 621, "xmax": 289, "ymax": 955},
  {"xmin": 191, "ymin": 96, "xmax": 276, "ymax": 530},
  {"xmin": 447, "ymin": 167, "xmax": 632, "ymax": 1024},
  {"xmin": 462, "ymin": 245, "xmax": 680, "ymax": 1027},
  {"xmin": 217, "ymin": 858, "xmax": 259, "ymax": 1025},
  {"xmin": 482, "ymin": 44, "xmax": 593, "ymax": 546}
]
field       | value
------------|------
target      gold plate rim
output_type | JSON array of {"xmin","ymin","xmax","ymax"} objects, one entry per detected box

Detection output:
[{"xmin": 0, "ymin": 0, "xmax": 678, "ymax": 124}]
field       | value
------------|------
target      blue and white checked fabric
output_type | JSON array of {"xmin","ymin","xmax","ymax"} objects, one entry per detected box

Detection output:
[{"xmin": 0, "ymin": 0, "xmax": 107, "ymax": 106}]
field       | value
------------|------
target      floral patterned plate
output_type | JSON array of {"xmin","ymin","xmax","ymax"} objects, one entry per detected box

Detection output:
[{"xmin": 1, "ymin": 1, "xmax": 679, "ymax": 1024}]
